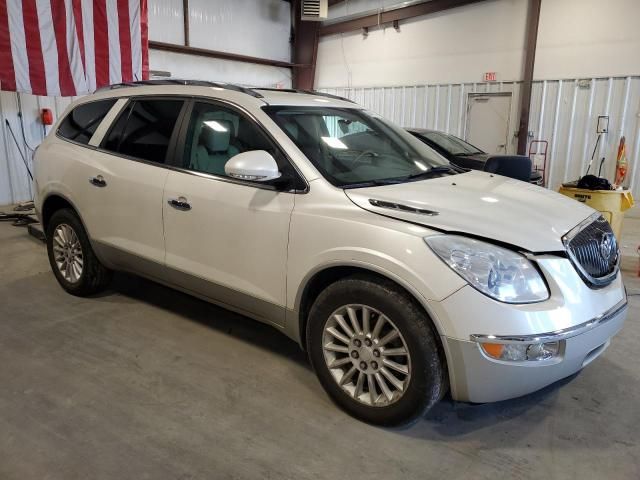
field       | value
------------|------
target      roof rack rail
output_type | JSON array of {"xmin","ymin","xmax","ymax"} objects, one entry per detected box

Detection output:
[
  {"xmin": 252, "ymin": 87, "xmax": 355, "ymax": 104},
  {"xmin": 95, "ymin": 79, "xmax": 264, "ymax": 98},
  {"xmin": 302, "ymin": 90, "xmax": 355, "ymax": 104},
  {"xmin": 253, "ymin": 87, "xmax": 298, "ymax": 93}
]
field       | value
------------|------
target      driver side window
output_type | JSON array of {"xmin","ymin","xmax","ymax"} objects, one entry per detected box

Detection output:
[{"xmin": 182, "ymin": 102, "xmax": 277, "ymax": 178}]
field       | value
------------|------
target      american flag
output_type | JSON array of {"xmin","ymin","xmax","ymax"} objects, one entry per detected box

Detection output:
[{"xmin": 0, "ymin": 0, "xmax": 149, "ymax": 96}]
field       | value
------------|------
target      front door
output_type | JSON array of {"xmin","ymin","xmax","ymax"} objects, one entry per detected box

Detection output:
[
  {"xmin": 465, "ymin": 93, "xmax": 512, "ymax": 154},
  {"xmin": 162, "ymin": 100, "xmax": 297, "ymax": 326}
]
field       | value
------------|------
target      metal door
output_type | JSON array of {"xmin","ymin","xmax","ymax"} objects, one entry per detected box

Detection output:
[{"xmin": 465, "ymin": 93, "xmax": 512, "ymax": 154}]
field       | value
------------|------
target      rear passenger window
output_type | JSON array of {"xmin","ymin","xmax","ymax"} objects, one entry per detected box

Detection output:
[
  {"xmin": 58, "ymin": 99, "xmax": 116, "ymax": 145},
  {"xmin": 102, "ymin": 99, "xmax": 183, "ymax": 164}
]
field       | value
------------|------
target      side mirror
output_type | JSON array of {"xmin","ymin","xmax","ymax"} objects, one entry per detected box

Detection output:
[{"xmin": 225, "ymin": 150, "xmax": 281, "ymax": 182}]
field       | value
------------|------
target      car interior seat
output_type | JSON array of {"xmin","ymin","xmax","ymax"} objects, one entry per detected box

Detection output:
[
  {"xmin": 191, "ymin": 119, "xmax": 239, "ymax": 175},
  {"xmin": 483, "ymin": 155, "xmax": 532, "ymax": 182}
]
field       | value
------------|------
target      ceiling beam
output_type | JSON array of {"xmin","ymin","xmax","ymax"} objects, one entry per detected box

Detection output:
[
  {"xmin": 516, "ymin": 0, "xmax": 542, "ymax": 154},
  {"xmin": 149, "ymin": 41, "xmax": 297, "ymax": 68},
  {"xmin": 320, "ymin": 0, "xmax": 486, "ymax": 36}
]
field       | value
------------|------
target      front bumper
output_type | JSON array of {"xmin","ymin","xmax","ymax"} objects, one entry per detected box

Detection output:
[
  {"xmin": 443, "ymin": 300, "xmax": 627, "ymax": 403},
  {"xmin": 423, "ymin": 253, "xmax": 627, "ymax": 403}
]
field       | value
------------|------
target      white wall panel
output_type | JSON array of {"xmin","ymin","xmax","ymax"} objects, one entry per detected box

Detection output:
[
  {"xmin": 318, "ymin": 0, "xmax": 640, "ymax": 88},
  {"xmin": 320, "ymin": 76, "xmax": 640, "ymax": 199},
  {"xmin": 149, "ymin": 50, "xmax": 292, "ymax": 88},
  {"xmin": 147, "ymin": 0, "xmax": 293, "ymax": 86},
  {"xmin": 535, "ymin": 0, "xmax": 640, "ymax": 79},
  {"xmin": 327, "ymin": 0, "xmax": 411, "ymax": 20},
  {"xmin": 317, "ymin": 0, "xmax": 527, "ymax": 87},
  {"xmin": 149, "ymin": 0, "xmax": 185, "ymax": 45},
  {"xmin": 188, "ymin": 0, "xmax": 291, "ymax": 62},
  {"xmin": 149, "ymin": 0, "xmax": 291, "ymax": 62}
]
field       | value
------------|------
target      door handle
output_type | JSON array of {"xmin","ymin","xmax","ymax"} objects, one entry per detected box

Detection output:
[
  {"xmin": 89, "ymin": 175, "xmax": 107, "ymax": 187},
  {"xmin": 168, "ymin": 197, "xmax": 191, "ymax": 211}
]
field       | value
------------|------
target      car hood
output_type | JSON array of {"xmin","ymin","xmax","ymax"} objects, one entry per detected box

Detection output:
[{"xmin": 344, "ymin": 170, "xmax": 594, "ymax": 252}]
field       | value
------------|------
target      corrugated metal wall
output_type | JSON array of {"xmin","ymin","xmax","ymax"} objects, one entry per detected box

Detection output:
[
  {"xmin": 320, "ymin": 76, "xmax": 640, "ymax": 197},
  {"xmin": 0, "ymin": 92, "xmax": 77, "ymax": 205}
]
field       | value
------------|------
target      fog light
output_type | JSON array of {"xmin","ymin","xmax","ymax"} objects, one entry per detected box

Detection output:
[{"xmin": 480, "ymin": 341, "xmax": 561, "ymax": 361}]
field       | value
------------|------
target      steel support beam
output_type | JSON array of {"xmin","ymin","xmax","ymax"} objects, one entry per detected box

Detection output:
[
  {"xmin": 149, "ymin": 41, "xmax": 296, "ymax": 68},
  {"xmin": 292, "ymin": 0, "xmax": 320, "ymax": 89},
  {"xmin": 320, "ymin": 0, "xmax": 485, "ymax": 36},
  {"xmin": 516, "ymin": 0, "xmax": 542, "ymax": 154},
  {"xmin": 183, "ymin": 0, "xmax": 190, "ymax": 46}
]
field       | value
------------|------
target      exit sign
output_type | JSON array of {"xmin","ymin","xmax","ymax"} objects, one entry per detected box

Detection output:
[{"xmin": 483, "ymin": 72, "xmax": 497, "ymax": 82}]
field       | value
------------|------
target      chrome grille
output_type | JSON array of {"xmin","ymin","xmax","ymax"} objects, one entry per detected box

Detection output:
[{"xmin": 563, "ymin": 214, "xmax": 619, "ymax": 287}]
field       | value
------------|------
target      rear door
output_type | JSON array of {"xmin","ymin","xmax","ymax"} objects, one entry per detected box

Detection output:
[{"xmin": 82, "ymin": 97, "xmax": 186, "ymax": 268}]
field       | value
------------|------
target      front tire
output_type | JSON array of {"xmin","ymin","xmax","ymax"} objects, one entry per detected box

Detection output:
[
  {"xmin": 46, "ymin": 208, "xmax": 112, "ymax": 296},
  {"xmin": 307, "ymin": 275, "xmax": 447, "ymax": 427}
]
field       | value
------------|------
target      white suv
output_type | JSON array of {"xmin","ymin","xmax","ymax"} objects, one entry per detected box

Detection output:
[{"xmin": 34, "ymin": 80, "xmax": 627, "ymax": 426}]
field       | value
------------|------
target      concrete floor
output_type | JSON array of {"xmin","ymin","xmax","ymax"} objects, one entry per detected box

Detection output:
[{"xmin": 0, "ymin": 212, "xmax": 639, "ymax": 480}]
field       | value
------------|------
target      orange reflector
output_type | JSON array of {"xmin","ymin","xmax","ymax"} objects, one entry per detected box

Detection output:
[{"xmin": 481, "ymin": 343, "xmax": 504, "ymax": 359}]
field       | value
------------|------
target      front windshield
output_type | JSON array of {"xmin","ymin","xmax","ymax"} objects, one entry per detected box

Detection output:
[
  {"xmin": 263, "ymin": 106, "xmax": 451, "ymax": 187},
  {"xmin": 424, "ymin": 131, "xmax": 483, "ymax": 156}
]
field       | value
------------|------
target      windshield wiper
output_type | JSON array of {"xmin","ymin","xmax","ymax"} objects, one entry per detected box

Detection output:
[
  {"xmin": 343, "ymin": 178, "xmax": 407, "ymax": 188},
  {"xmin": 343, "ymin": 166, "xmax": 459, "ymax": 189},
  {"xmin": 407, "ymin": 165, "xmax": 458, "ymax": 180}
]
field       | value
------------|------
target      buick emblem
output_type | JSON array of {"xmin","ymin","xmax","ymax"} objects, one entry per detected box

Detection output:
[{"xmin": 599, "ymin": 232, "xmax": 615, "ymax": 261}]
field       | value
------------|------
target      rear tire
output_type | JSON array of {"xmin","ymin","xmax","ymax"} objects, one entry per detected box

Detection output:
[
  {"xmin": 46, "ymin": 208, "xmax": 112, "ymax": 296},
  {"xmin": 307, "ymin": 274, "xmax": 447, "ymax": 427}
]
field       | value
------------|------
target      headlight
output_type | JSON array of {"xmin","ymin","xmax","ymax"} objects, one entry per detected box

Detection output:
[{"xmin": 424, "ymin": 235, "xmax": 549, "ymax": 303}]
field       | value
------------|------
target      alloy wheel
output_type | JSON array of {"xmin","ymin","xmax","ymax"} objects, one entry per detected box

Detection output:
[
  {"xmin": 322, "ymin": 304, "xmax": 411, "ymax": 407},
  {"xmin": 52, "ymin": 223, "xmax": 84, "ymax": 283}
]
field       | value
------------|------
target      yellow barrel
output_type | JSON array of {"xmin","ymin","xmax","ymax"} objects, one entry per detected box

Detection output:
[{"xmin": 558, "ymin": 186, "xmax": 635, "ymax": 239}]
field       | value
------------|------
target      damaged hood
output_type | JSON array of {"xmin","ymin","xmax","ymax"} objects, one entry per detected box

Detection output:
[{"xmin": 344, "ymin": 170, "xmax": 594, "ymax": 252}]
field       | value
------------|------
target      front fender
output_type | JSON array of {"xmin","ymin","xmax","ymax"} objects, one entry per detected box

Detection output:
[{"xmin": 285, "ymin": 229, "xmax": 467, "ymax": 346}]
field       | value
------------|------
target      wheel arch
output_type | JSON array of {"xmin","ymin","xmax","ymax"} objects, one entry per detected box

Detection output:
[
  {"xmin": 40, "ymin": 193, "xmax": 93, "ymax": 235},
  {"xmin": 292, "ymin": 262, "xmax": 447, "ymax": 351}
]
